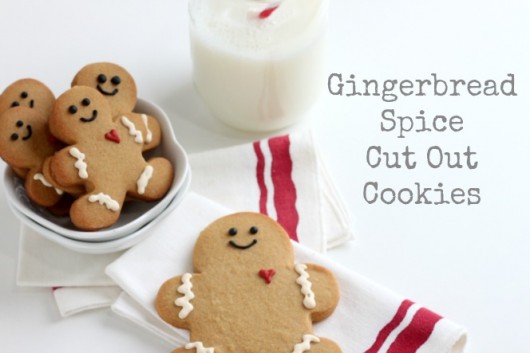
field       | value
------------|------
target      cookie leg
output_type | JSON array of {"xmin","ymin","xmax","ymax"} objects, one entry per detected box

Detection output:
[
  {"xmin": 309, "ymin": 337, "xmax": 343, "ymax": 353},
  {"xmin": 70, "ymin": 191, "xmax": 124, "ymax": 231},
  {"xmin": 25, "ymin": 171, "xmax": 63, "ymax": 207},
  {"xmin": 132, "ymin": 157, "xmax": 173, "ymax": 201}
]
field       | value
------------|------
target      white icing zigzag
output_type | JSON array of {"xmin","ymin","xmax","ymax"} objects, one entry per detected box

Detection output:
[
  {"xmin": 185, "ymin": 342, "xmax": 214, "ymax": 353},
  {"xmin": 292, "ymin": 334, "xmax": 320, "ymax": 353},
  {"xmin": 137, "ymin": 165, "xmax": 154, "ymax": 194},
  {"xmin": 33, "ymin": 173, "xmax": 63, "ymax": 195},
  {"xmin": 88, "ymin": 192, "xmax": 120, "ymax": 211},
  {"xmin": 69, "ymin": 147, "xmax": 88, "ymax": 179},
  {"xmin": 294, "ymin": 264, "xmax": 316, "ymax": 309},
  {"xmin": 121, "ymin": 116, "xmax": 143, "ymax": 144},
  {"xmin": 175, "ymin": 273, "xmax": 195, "ymax": 319},
  {"xmin": 140, "ymin": 114, "xmax": 153, "ymax": 143}
]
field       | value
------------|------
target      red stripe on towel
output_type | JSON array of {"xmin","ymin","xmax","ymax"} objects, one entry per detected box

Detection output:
[
  {"xmin": 387, "ymin": 307, "xmax": 443, "ymax": 353},
  {"xmin": 268, "ymin": 135, "xmax": 299, "ymax": 242},
  {"xmin": 364, "ymin": 299, "xmax": 414, "ymax": 353},
  {"xmin": 253, "ymin": 141, "xmax": 268, "ymax": 215}
]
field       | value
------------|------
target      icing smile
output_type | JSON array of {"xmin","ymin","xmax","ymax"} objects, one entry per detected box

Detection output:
[
  {"xmin": 228, "ymin": 239, "xmax": 258, "ymax": 250},
  {"xmin": 22, "ymin": 125, "xmax": 32, "ymax": 140},
  {"xmin": 97, "ymin": 85, "xmax": 119, "ymax": 96},
  {"xmin": 80, "ymin": 109, "xmax": 98, "ymax": 123}
]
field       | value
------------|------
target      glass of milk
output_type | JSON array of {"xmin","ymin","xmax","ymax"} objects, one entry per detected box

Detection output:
[{"xmin": 189, "ymin": 0, "xmax": 329, "ymax": 132}]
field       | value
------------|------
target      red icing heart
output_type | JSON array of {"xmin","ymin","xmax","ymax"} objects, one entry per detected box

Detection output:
[
  {"xmin": 259, "ymin": 269, "xmax": 276, "ymax": 284},
  {"xmin": 105, "ymin": 129, "xmax": 120, "ymax": 144},
  {"xmin": 259, "ymin": 6, "xmax": 279, "ymax": 19}
]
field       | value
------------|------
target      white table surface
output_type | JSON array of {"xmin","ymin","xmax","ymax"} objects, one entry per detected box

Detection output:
[{"xmin": 1, "ymin": 1, "xmax": 529, "ymax": 352}]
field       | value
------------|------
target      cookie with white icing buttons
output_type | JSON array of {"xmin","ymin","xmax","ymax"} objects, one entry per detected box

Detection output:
[
  {"xmin": 71, "ymin": 62, "xmax": 161, "ymax": 151},
  {"xmin": 0, "ymin": 106, "xmax": 63, "ymax": 207},
  {"xmin": 0, "ymin": 78, "xmax": 55, "ymax": 117},
  {"xmin": 46, "ymin": 86, "xmax": 173, "ymax": 231},
  {"xmin": 156, "ymin": 212, "xmax": 342, "ymax": 353}
]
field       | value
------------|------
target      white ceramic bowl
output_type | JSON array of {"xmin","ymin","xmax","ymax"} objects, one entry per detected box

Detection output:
[
  {"xmin": 3, "ymin": 98, "xmax": 190, "ymax": 247},
  {"xmin": 7, "ymin": 171, "xmax": 190, "ymax": 254}
]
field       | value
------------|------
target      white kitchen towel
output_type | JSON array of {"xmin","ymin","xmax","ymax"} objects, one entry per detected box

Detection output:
[
  {"xmin": 188, "ymin": 130, "xmax": 353, "ymax": 252},
  {"xmin": 106, "ymin": 193, "xmax": 467, "ymax": 353},
  {"xmin": 17, "ymin": 226, "xmax": 120, "ymax": 287},
  {"xmin": 53, "ymin": 286, "xmax": 122, "ymax": 317}
]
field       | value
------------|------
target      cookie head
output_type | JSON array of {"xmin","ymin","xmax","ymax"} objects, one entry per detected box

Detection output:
[
  {"xmin": 50, "ymin": 86, "xmax": 112, "ymax": 143},
  {"xmin": 72, "ymin": 62, "xmax": 137, "ymax": 117},
  {"xmin": 0, "ymin": 107, "xmax": 54, "ymax": 168},
  {"xmin": 0, "ymin": 79, "xmax": 55, "ymax": 116},
  {"xmin": 193, "ymin": 212, "xmax": 294, "ymax": 271}
]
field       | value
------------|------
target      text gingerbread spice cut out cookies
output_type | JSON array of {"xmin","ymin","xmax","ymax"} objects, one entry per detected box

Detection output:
[{"xmin": 156, "ymin": 212, "xmax": 342, "ymax": 353}]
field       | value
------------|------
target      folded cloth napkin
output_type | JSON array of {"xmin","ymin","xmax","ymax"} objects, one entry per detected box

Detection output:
[
  {"xmin": 16, "ymin": 226, "xmax": 123, "ymax": 317},
  {"xmin": 106, "ymin": 192, "xmax": 467, "ymax": 353},
  {"xmin": 188, "ymin": 130, "xmax": 353, "ymax": 252},
  {"xmin": 53, "ymin": 286, "xmax": 122, "ymax": 317}
]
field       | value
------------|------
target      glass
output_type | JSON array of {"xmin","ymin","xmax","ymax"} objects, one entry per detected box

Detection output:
[{"xmin": 188, "ymin": 0, "xmax": 329, "ymax": 131}]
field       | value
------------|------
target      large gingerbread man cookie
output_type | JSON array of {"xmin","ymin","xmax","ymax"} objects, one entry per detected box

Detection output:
[
  {"xmin": 46, "ymin": 86, "xmax": 173, "ymax": 230},
  {"xmin": 0, "ymin": 106, "xmax": 63, "ymax": 207},
  {"xmin": 156, "ymin": 212, "xmax": 342, "ymax": 353},
  {"xmin": 72, "ymin": 62, "xmax": 161, "ymax": 151}
]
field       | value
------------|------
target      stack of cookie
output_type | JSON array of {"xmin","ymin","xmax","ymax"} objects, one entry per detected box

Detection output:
[{"xmin": 0, "ymin": 63, "xmax": 174, "ymax": 231}]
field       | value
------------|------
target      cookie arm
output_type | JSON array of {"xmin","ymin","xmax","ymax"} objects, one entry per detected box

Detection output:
[
  {"xmin": 48, "ymin": 147, "xmax": 87, "ymax": 189},
  {"xmin": 139, "ymin": 113, "xmax": 161, "ymax": 152},
  {"xmin": 119, "ymin": 113, "xmax": 161, "ymax": 151},
  {"xmin": 156, "ymin": 273, "xmax": 199, "ymax": 330},
  {"xmin": 302, "ymin": 263, "xmax": 340, "ymax": 323}
]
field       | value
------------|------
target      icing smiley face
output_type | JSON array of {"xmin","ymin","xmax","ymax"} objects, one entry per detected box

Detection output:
[
  {"xmin": 96, "ymin": 73, "xmax": 121, "ymax": 96},
  {"xmin": 227, "ymin": 225, "xmax": 259, "ymax": 250},
  {"xmin": 67, "ymin": 97, "xmax": 98, "ymax": 123},
  {"xmin": 0, "ymin": 106, "xmax": 55, "ymax": 169},
  {"xmin": 10, "ymin": 119, "xmax": 33, "ymax": 142},
  {"xmin": 72, "ymin": 62, "xmax": 137, "ymax": 117},
  {"xmin": 0, "ymin": 78, "xmax": 55, "ymax": 116},
  {"xmin": 50, "ymin": 86, "xmax": 112, "ymax": 144}
]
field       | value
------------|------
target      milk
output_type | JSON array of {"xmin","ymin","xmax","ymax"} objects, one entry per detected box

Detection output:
[{"xmin": 189, "ymin": 0, "xmax": 329, "ymax": 131}]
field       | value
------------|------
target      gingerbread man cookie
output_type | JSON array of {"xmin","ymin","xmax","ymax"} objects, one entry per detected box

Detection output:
[
  {"xmin": 0, "ymin": 78, "xmax": 55, "ymax": 117},
  {"xmin": 156, "ymin": 212, "xmax": 342, "ymax": 353},
  {"xmin": 0, "ymin": 107, "xmax": 63, "ymax": 207},
  {"xmin": 46, "ymin": 86, "xmax": 173, "ymax": 230},
  {"xmin": 72, "ymin": 62, "xmax": 161, "ymax": 151}
]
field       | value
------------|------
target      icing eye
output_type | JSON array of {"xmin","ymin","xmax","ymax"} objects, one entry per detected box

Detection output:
[
  {"xmin": 11, "ymin": 101, "xmax": 20, "ymax": 107},
  {"xmin": 81, "ymin": 98, "xmax": 91, "ymax": 106},
  {"xmin": 10, "ymin": 133, "xmax": 18, "ymax": 141},
  {"xmin": 228, "ymin": 227, "xmax": 238, "ymax": 236},
  {"xmin": 249, "ymin": 226, "xmax": 259, "ymax": 235},
  {"xmin": 20, "ymin": 91, "xmax": 28, "ymax": 99},
  {"xmin": 68, "ymin": 105, "xmax": 78, "ymax": 114},
  {"xmin": 16, "ymin": 120, "xmax": 23, "ymax": 128},
  {"xmin": 97, "ymin": 74, "xmax": 107, "ymax": 84},
  {"xmin": 111, "ymin": 76, "xmax": 121, "ymax": 85}
]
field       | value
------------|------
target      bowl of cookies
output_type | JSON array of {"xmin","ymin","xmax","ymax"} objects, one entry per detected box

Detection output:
[{"xmin": 0, "ymin": 63, "xmax": 190, "ymax": 253}]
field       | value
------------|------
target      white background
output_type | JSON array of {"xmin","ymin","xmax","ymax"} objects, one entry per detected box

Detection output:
[{"xmin": 0, "ymin": 0, "xmax": 529, "ymax": 352}]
